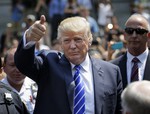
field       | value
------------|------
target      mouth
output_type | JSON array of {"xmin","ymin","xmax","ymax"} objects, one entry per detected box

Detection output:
[
  {"xmin": 70, "ymin": 53, "xmax": 79, "ymax": 56},
  {"xmin": 14, "ymin": 73, "xmax": 23, "ymax": 77}
]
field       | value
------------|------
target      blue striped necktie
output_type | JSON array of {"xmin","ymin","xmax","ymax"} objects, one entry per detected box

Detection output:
[{"xmin": 73, "ymin": 65, "xmax": 85, "ymax": 114}]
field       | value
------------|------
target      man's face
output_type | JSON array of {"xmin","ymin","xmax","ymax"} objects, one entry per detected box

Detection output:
[
  {"xmin": 61, "ymin": 31, "xmax": 90, "ymax": 65},
  {"xmin": 4, "ymin": 53, "xmax": 25, "ymax": 85},
  {"xmin": 124, "ymin": 17, "xmax": 149, "ymax": 56}
]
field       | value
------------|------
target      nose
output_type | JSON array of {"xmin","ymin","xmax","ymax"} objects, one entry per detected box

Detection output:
[
  {"xmin": 131, "ymin": 31, "xmax": 137, "ymax": 37},
  {"xmin": 70, "ymin": 40, "xmax": 76, "ymax": 49},
  {"xmin": 15, "ymin": 67, "xmax": 20, "ymax": 73}
]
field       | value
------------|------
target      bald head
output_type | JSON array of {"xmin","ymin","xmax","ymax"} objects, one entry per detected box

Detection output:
[
  {"xmin": 125, "ymin": 14, "xmax": 150, "ymax": 31},
  {"xmin": 122, "ymin": 81, "xmax": 150, "ymax": 114}
]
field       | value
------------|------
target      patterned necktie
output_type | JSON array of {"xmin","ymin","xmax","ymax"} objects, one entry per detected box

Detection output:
[
  {"xmin": 73, "ymin": 65, "xmax": 85, "ymax": 114},
  {"xmin": 131, "ymin": 57, "xmax": 140, "ymax": 82}
]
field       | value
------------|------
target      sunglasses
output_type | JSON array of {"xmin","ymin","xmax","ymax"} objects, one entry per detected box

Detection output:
[{"xmin": 125, "ymin": 27, "xmax": 148, "ymax": 35}]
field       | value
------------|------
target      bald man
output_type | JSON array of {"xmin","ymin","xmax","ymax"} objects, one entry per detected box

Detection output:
[{"xmin": 111, "ymin": 13, "xmax": 150, "ymax": 89}]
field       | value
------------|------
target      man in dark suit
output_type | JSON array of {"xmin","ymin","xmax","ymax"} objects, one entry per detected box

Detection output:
[
  {"xmin": 14, "ymin": 15, "xmax": 123, "ymax": 114},
  {"xmin": 111, "ymin": 14, "xmax": 150, "ymax": 89}
]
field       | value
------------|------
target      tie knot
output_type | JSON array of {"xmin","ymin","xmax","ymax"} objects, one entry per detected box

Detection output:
[
  {"xmin": 74, "ymin": 65, "xmax": 81, "ymax": 71},
  {"xmin": 132, "ymin": 57, "xmax": 140, "ymax": 63}
]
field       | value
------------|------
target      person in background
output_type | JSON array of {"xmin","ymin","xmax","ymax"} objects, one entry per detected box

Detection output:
[
  {"xmin": 0, "ymin": 56, "xmax": 29, "ymax": 114},
  {"xmin": 14, "ymin": 15, "xmax": 122, "ymax": 114},
  {"xmin": 111, "ymin": 14, "xmax": 150, "ymax": 89},
  {"xmin": 1, "ymin": 48, "xmax": 38, "ymax": 114},
  {"xmin": 77, "ymin": 0, "xmax": 92, "ymax": 11},
  {"xmin": 79, "ymin": 6, "xmax": 100, "ymax": 38},
  {"xmin": 35, "ymin": 39, "xmax": 50, "ymax": 55},
  {"xmin": 0, "ymin": 57, "xmax": 6, "ymax": 80},
  {"xmin": 64, "ymin": 0, "xmax": 80, "ymax": 18},
  {"xmin": 97, "ymin": 0, "xmax": 113, "ymax": 37},
  {"xmin": 121, "ymin": 80, "xmax": 150, "ymax": 114},
  {"xmin": 51, "ymin": 39, "xmax": 62, "ymax": 51},
  {"xmin": 136, "ymin": 3, "xmax": 150, "ymax": 23},
  {"xmin": 48, "ymin": 0, "xmax": 67, "ymax": 42}
]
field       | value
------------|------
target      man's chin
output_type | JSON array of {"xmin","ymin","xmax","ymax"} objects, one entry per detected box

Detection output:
[
  {"xmin": 69, "ymin": 57, "xmax": 83, "ymax": 64},
  {"xmin": 14, "ymin": 81, "xmax": 24, "ymax": 85}
]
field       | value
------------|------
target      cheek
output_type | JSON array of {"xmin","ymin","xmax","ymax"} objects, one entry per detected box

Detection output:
[
  {"xmin": 61, "ymin": 45, "xmax": 68, "ymax": 52},
  {"xmin": 84, "ymin": 43, "xmax": 90, "ymax": 50},
  {"xmin": 4, "ymin": 67, "xmax": 14, "ymax": 74}
]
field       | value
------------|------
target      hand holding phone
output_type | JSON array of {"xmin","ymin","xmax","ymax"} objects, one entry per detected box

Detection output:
[{"xmin": 111, "ymin": 42, "xmax": 123, "ymax": 50}]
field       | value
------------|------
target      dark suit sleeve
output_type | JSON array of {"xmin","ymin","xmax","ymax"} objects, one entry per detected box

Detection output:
[{"xmin": 14, "ymin": 39, "xmax": 43, "ymax": 82}]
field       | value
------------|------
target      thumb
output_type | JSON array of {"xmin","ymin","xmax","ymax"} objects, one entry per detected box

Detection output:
[{"xmin": 40, "ymin": 15, "xmax": 46, "ymax": 24}]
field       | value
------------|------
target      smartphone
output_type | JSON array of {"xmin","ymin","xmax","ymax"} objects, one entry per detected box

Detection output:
[{"xmin": 111, "ymin": 42, "xmax": 123, "ymax": 50}]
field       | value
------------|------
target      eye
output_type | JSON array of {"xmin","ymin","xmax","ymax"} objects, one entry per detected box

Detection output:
[
  {"xmin": 75, "ymin": 37, "xmax": 83, "ymax": 43},
  {"xmin": 63, "ymin": 39, "xmax": 70, "ymax": 44},
  {"xmin": 9, "ymin": 64, "xmax": 15, "ymax": 67}
]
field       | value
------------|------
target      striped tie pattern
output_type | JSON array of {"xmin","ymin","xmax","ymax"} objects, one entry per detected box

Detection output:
[
  {"xmin": 73, "ymin": 65, "xmax": 85, "ymax": 114},
  {"xmin": 131, "ymin": 57, "xmax": 140, "ymax": 82}
]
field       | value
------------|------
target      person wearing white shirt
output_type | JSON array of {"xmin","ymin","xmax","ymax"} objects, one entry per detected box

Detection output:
[{"xmin": 1, "ymin": 47, "xmax": 38, "ymax": 114}]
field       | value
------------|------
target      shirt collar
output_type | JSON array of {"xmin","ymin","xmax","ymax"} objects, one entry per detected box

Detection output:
[
  {"xmin": 127, "ymin": 48, "xmax": 149, "ymax": 63},
  {"xmin": 70, "ymin": 53, "xmax": 91, "ymax": 71}
]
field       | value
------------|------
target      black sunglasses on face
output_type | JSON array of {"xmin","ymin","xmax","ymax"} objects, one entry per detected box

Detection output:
[{"xmin": 125, "ymin": 27, "xmax": 148, "ymax": 35}]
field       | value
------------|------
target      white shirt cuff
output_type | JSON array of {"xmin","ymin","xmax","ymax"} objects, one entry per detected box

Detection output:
[{"xmin": 23, "ymin": 30, "xmax": 36, "ymax": 49}]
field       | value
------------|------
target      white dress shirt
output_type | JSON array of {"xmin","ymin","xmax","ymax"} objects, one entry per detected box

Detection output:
[
  {"xmin": 71, "ymin": 53, "xmax": 95, "ymax": 114},
  {"xmin": 127, "ymin": 48, "xmax": 149, "ymax": 84}
]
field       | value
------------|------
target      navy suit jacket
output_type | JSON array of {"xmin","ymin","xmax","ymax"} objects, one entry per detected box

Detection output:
[
  {"xmin": 111, "ymin": 52, "xmax": 150, "ymax": 89},
  {"xmin": 14, "ymin": 39, "xmax": 123, "ymax": 114}
]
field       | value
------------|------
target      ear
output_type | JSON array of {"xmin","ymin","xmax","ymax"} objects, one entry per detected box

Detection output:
[
  {"xmin": 147, "ymin": 32, "xmax": 150, "ymax": 38},
  {"xmin": 89, "ymin": 42, "xmax": 91, "ymax": 46}
]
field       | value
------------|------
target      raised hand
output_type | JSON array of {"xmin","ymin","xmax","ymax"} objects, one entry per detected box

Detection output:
[{"xmin": 26, "ymin": 15, "xmax": 46, "ymax": 42}]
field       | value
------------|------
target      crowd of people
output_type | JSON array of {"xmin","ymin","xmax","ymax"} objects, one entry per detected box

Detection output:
[{"xmin": 0, "ymin": 0, "xmax": 150, "ymax": 114}]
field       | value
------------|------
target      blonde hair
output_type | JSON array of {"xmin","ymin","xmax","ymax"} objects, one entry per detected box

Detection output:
[{"xmin": 57, "ymin": 16, "xmax": 93, "ymax": 43}]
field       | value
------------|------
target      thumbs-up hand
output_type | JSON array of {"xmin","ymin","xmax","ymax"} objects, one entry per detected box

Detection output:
[{"xmin": 26, "ymin": 15, "xmax": 46, "ymax": 42}]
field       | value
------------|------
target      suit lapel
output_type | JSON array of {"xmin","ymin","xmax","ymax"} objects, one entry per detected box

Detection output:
[
  {"xmin": 91, "ymin": 58, "xmax": 104, "ymax": 114},
  {"xmin": 119, "ymin": 54, "xmax": 128, "ymax": 89},
  {"xmin": 59, "ymin": 55, "xmax": 74, "ymax": 112},
  {"xmin": 143, "ymin": 51, "xmax": 150, "ymax": 80}
]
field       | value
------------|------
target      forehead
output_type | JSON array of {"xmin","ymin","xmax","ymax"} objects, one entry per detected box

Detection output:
[
  {"xmin": 125, "ymin": 16, "xmax": 148, "ymax": 29},
  {"xmin": 6, "ymin": 54, "xmax": 14, "ymax": 62},
  {"xmin": 6, "ymin": 49, "xmax": 16, "ymax": 63},
  {"xmin": 61, "ymin": 31, "xmax": 86, "ymax": 38}
]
